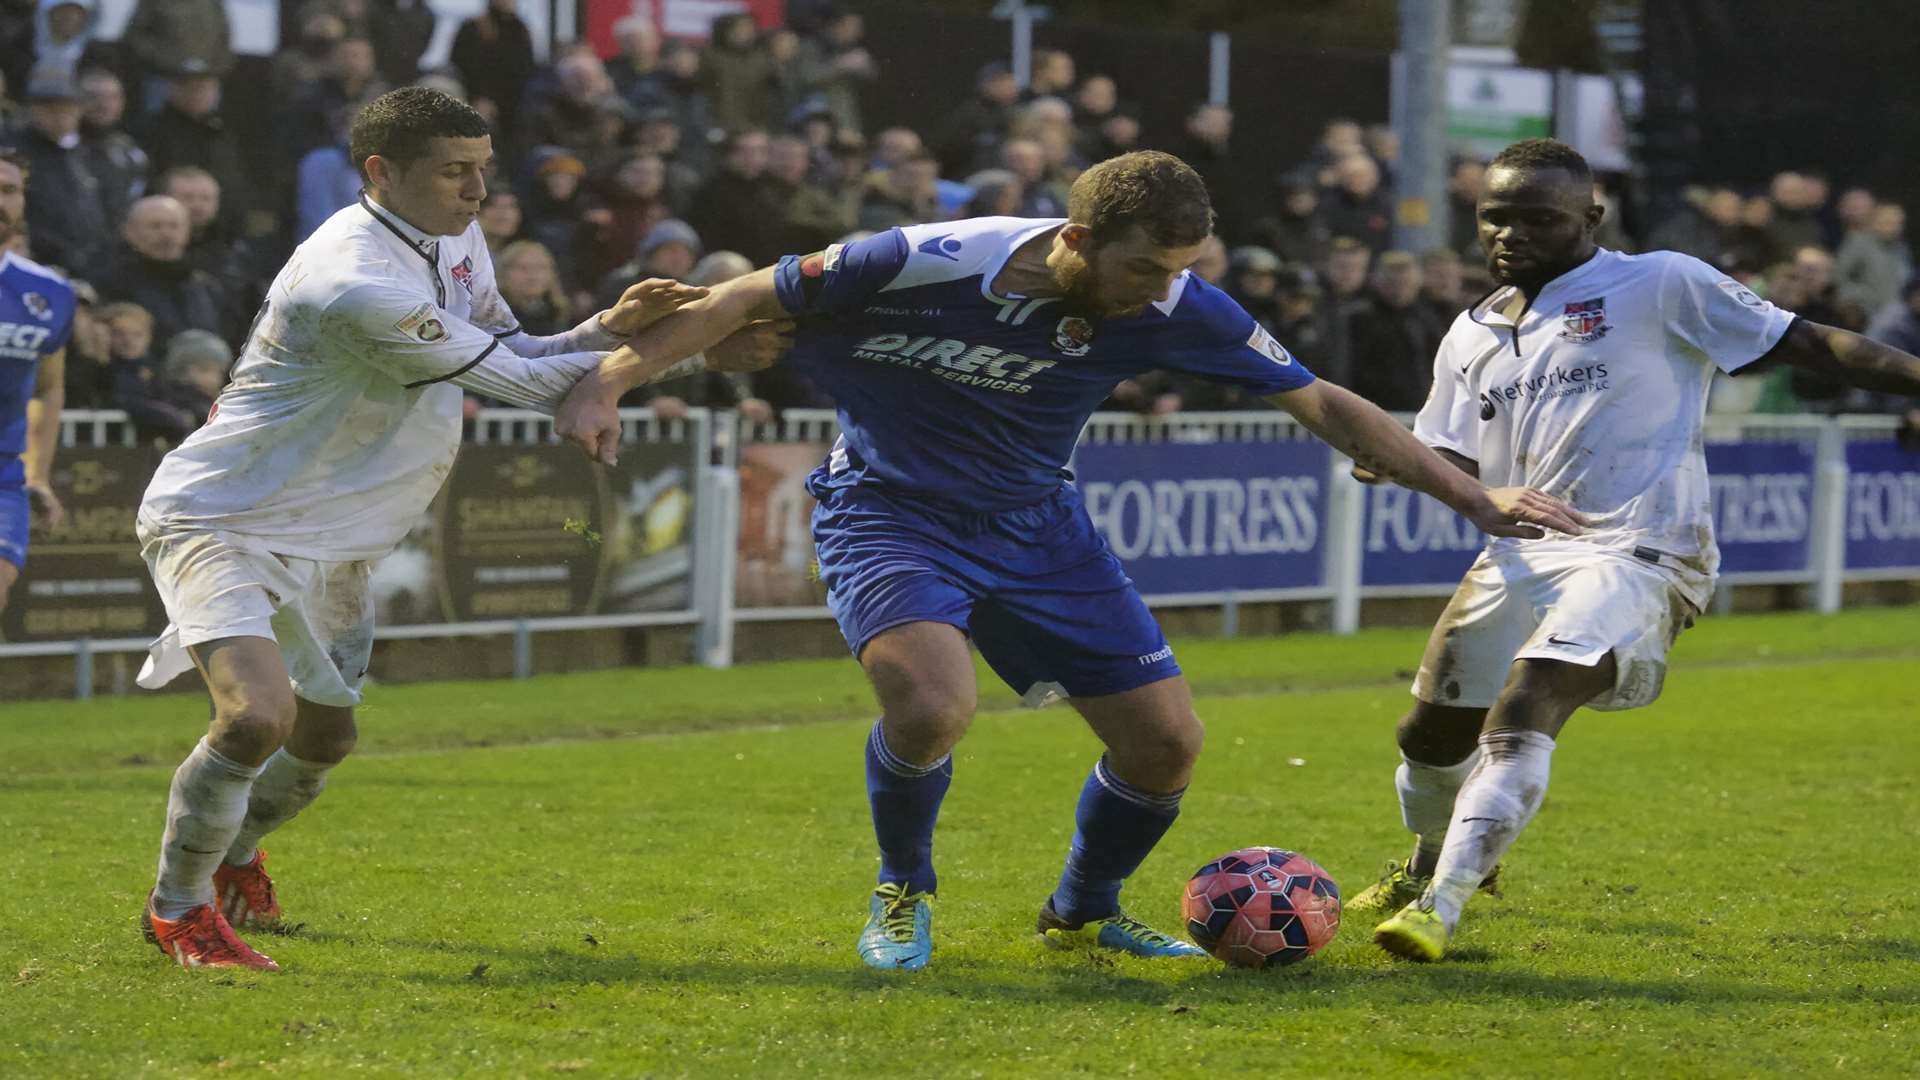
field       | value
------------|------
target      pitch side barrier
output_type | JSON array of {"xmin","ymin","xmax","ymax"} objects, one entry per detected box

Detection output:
[{"xmin": 11, "ymin": 408, "xmax": 1917, "ymax": 697}]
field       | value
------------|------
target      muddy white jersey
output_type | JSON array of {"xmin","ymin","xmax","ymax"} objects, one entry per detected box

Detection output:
[
  {"xmin": 1413, "ymin": 248, "xmax": 1796, "ymax": 606},
  {"xmin": 139, "ymin": 197, "xmax": 611, "ymax": 562}
]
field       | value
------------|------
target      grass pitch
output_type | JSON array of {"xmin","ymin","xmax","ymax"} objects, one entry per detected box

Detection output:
[{"xmin": 4, "ymin": 608, "xmax": 1917, "ymax": 1078}]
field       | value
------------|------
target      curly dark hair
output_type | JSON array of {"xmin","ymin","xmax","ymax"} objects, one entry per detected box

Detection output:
[
  {"xmin": 349, "ymin": 87, "xmax": 491, "ymax": 183},
  {"xmin": 1489, "ymin": 138, "xmax": 1592, "ymax": 184},
  {"xmin": 1067, "ymin": 150, "xmax": 1215, "ymax": 248}
]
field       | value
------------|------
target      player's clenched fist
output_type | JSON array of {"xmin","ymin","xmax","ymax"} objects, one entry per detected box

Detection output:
[
  {"xmin": 556, "ymin": 391, "xmax": 625, "ymax": 467},
  {"xmin": 600, "ymin": 278, "xmax": 709, "ymax": 337},
  {"xmin": 707, "ymin": 319, "xmax": 795, "ymax": 373}
]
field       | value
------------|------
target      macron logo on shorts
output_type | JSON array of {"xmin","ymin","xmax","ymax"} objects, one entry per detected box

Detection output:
[{"xmin": 1136, "ymin": 645, "xmax": 1174, "ymax": 665}]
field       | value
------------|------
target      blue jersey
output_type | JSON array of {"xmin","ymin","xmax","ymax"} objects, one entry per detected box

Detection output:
[
  {"xmin": 0, "ymin": 251, "xmax": 76, "ymax": 486},
  {"xmin": 772, "ymin": 217, "xmax": 1315, "ymax": 511}
]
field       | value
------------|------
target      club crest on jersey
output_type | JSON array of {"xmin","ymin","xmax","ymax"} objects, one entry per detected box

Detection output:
[
  {"xmin": 1560, "ymin": 296, "xmax": 1609, "ymax": 343},
  {"xmin": 1052, "ymin": 315, "xmax": 1095, "ymax": 356},
  {"xmin": 451, "ymin": 256, "xmax": 474, "ymax": 294},
  {"xmin": 21, "ymin": 292, "xmax": 51, "ymax": 321},
  {"xmin": 417, "ymin": 318, "xmax": 447, "ymax": 342}
]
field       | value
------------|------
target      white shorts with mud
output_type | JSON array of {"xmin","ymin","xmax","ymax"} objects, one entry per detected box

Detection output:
[
  {"xmin": 1411, "ymin": 545, "xmax": 1699, "ymax": 713},
  {"xmin": 135, "ymin": 522, "xmax": 374, "ymax": 707}
]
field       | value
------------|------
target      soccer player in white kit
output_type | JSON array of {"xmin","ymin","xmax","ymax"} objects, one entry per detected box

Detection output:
[
  {"xmin": 132, "ymin": 88, "xmax": 783, "ymax": 971},
  {"xmin": 1347, "ymin": 140, "xmax": 1920, "ymax": 962}
]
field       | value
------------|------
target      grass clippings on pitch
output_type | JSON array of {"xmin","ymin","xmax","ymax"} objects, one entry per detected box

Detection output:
[{"xmin": 2, "ymin": 608, "xmax": 1916, "ymax": 1078}]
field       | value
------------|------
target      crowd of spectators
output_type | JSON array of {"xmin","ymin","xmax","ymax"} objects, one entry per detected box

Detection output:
[{"xmin": 4, "ymin": 0, "xmax": 1912, "ymax": 444}]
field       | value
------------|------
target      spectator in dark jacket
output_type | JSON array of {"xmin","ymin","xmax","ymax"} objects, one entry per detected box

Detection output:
[
  {"xmin": 16, "ymin": 66, "xmax": 111, "ymax": 274},
  {"xmin": 1346, "ymin": 251, "xmax": 1445, "ymax": 412},
  {"xmin": 520, "ymin": 149, "xmax": 592, "ymax": 291},
  {"xmin": 1252, "ymin": 175, "xmax": 1331, "ymax": 268},
  {"xmin": 76, "ymin": 67, "xmax": 145, "ymax": 226},
  {"xmin": 800, "ymin": 9, "xmax": 874, "ymax": 134},
  {"xmin": 98, "ymin": 195, "xmax": 232, "ymax": 350},
  {"xmin": 451, "ymin": 0, "xmax": 537, "ymax": 145},
  {"xmin": 134, "ymin": 64, "xmax": 251, "ymax": 227},
  {"xmin": 688, "ymin": 130, "xmax": 789, "ymax": 266},
  {"xmin": 632, "ymin": 42, "xmax": 713, "ymax": 174},
  {"xmin": 1320, "ymin": 153, "xmax": 1394, "ymax": 253},
  {"xmin": 367, "ymin": 0, "xmax": 437, "ymax": 86},
  {"xmin": 934, "ymin": 61, "xmax": 1018, "ymax": 178},
  {"xmin": 3, "ymin": 0, "xmax": 98, "ymax": 97},
  {"xmin": 606, "ymin": 15, "xmax": 661, "ymax": 104},
  {"xmin": 123, "ymin": 0, "xmax": 230, "ymax": 100},
  {"xmin": 705, "ymin": 13, "xmax": 773, "ymax": 135}
]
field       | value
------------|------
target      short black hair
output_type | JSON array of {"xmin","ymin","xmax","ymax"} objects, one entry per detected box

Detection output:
[
  {"xmin": 1489, "ymin": 138, "xmax": 1592, "ymax": 184},
  {"xmin": 349, "ymin": 87, "xmax": 490, "ymax": 184}
]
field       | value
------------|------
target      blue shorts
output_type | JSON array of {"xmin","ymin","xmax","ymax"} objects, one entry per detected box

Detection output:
[
  {"xmin": 0, "ymin": 483, "xmax": 27, "ymax": 569},
  {"xmin": 811, "ymin": 484, "xmax": 1181, "ymax": 698}
]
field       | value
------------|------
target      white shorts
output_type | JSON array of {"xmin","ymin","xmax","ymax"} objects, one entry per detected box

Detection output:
[
  {"xmin": 135, "ymin": 523, "xmax": 375, "ymax": 708},
  {"xmin": 1411, "ymin": 545, "xmax": 1699, "ymax": 713}
]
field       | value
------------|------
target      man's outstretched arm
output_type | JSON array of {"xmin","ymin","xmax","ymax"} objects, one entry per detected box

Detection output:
[
  {"xmin": 1267, "ymin": 380, "xmax": 1584, "ymax": 538},
  {"xmin": 1766, "ymin": 319, "xmax": 1920, "ymax": 397},
  {"xmin": 557, "ymin": 268, "xmax": 791, "ymax": 463}
]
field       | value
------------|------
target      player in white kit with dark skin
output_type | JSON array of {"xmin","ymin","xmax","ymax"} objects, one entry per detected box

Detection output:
[
  {"xmin": 132, "ymin": 88, "xmax": 784, "ymax": 971},
  {"xmin": 1348, "ymin": 139, "xmax": 1920, "ymax": 961}
]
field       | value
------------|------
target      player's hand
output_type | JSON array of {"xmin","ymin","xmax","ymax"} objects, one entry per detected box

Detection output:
[
  {"xmin": 556, "ymin": 386, "xmax": 625, "ymax": 467},
  {"xmin": 600, "ymin": 279, "xmax": 709, "ymax": 337},
  {"xmin": 1468, "ymin": 486, "xmax": 1587, "ymax": 539},
  {"xmin": 737, "ymin": 397, "xmax": 774, "ymax": 424},
  {"xmin": 708, "ymin": 319, "xmax": 795, "ymax": 373},
  {"xmin": 649, "ymin": 394, "xmax": 689, "ymax": 420},
  {"xmin": 24, "ymin": 481, "xmax": 63, "ymax": 530}
]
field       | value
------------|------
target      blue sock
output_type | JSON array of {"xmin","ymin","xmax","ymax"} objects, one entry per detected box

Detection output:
[
  {"xmin": 865, "ymin": 721, "xmax": 952, "ymax": 896},
  {"xmin": 1050, "ymin": 756, "xmax": 1184, "ymax": 924}
]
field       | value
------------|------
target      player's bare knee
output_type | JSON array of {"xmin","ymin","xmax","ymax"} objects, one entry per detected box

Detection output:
[
  {"xmin": 289, "ymin": 704, "xmax": 357, "ymax": 764},
  {"xmin": 1396, "ymin": 704, "xmax": 1484, "ymax": 765},
  {"xmin": 1109, "ymin": 709, "xmax": 1203, "ymax": 789},
  {"xmin": 209, "ymin": 699, "xmax": 297, "ymax": 763}
]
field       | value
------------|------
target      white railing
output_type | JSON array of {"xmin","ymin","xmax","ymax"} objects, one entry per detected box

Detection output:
[{"xmin": 10, "ymin": 407, "xmax": 1916, "ymax": 698}]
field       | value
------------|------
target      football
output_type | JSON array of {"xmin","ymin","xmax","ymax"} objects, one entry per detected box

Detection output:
[{"xmin": 1182, "ymin": 847, "xmax": 1342, "ymax": 968}]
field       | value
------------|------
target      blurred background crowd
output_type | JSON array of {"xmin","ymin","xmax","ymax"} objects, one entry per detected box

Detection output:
[{"xmin": 5, "ymin": 0, "xmax": 1914, "ymax": 442}]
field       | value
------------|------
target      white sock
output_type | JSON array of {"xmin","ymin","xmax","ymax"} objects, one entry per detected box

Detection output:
[
  {"xmin": 154, "ymin": 738, "xmax": 261, "ymax": 919},
  {"xmin": 1424, "ymin": 729, "xmax": 1555, "ymax": 930},
  {"xmin": 1395, "ymin": 748, "xmax": 1482, "ymax": 875},
  {"xmin": 225, "ymin": 749, "xmax": 336, "ymax": 867}
]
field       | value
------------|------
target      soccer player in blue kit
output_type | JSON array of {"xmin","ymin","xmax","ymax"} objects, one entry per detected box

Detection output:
[
  {"xmin": 557, "ymin": 151, "xmax": 1582, "ymax": 970},
  {"xmin": 0, "ymin": 147, "xmax": 74, "ymax": 618}
]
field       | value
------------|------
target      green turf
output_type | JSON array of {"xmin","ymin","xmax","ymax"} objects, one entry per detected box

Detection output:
[{"xmin": 4, "ymin": 608, "xmax": 1917, "ymax": 1077}]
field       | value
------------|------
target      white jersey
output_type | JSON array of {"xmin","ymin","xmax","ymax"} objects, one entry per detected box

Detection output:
[
  {"xmin": 139, "ymin": 198, "xmax": 618, "ymax": 562},
  {"xmin": 1414, "ymin": 247, "xmax": 1796, "ymax": 607}
]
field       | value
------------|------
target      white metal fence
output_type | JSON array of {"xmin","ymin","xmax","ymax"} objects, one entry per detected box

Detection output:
[{"xmin": 21, "ymin": 406, "xmax": 1916, "ymax": 698}]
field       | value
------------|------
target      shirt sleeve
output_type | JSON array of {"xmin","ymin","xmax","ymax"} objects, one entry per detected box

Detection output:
[
  {"xmin": 772, "ymin": 229, "xmax": 911, "ymax": 316},
  {"xmin": 1663, "ymin": 253, "xmax": 1797, "ymax": 374},
  {"xmin": 43, "ymin": 287, "xmax": 76, "ymax": 355},
  {"xmin": 1153, "ymin": 275, "xmax": 1317, "ymax": 396},
  {"xmin": 332, "ymin": 282, "xmax": 509, "ymax": 388},
  {"xmin": 1411, "ymin": 330, "xmax": 1481, "ymax": 462}
]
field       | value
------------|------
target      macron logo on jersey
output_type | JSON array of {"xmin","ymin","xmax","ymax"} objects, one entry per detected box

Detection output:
[{"xmin": 916, "ymin": 234, "xmax": 964, "ymax": 261}]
